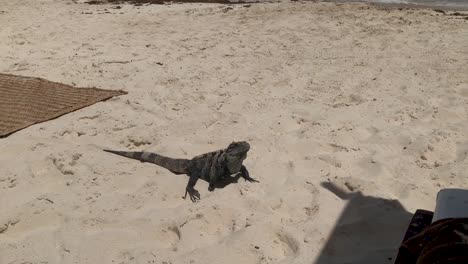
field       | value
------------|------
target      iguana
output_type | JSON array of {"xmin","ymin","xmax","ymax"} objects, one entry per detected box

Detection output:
[{"xmin": 104, "ymin": 141, "xmax": 257, "ymax": 202}]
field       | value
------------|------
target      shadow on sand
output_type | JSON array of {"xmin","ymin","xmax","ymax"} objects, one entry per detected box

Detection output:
[{"xmin": 314, "ymin": 182, "xmax": 413, "ymax": 264}]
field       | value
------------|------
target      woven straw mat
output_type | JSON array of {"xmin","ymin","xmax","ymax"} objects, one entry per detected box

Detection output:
[{"xmin": 0, "ymin": 73, "xmax": 126, "ymax": 137}]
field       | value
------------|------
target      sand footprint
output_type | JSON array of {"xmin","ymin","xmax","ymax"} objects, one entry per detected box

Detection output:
[
  {"xmin": 253, "ymin": 229, "xmax": 301, "ymax": 264},
  {"xmin": 153, "ymin": 223, "xmax": 181, "ymax": 251},
  {"xmin": 409, "ymin": 131, "xmax": 458, "ymax": 169},
  {"xmin": 189, "ymin": 225, "xmax": 302, "ymax": 264},
  {"xmin": 49, "ymin": 152, "xmax": 83, "ymax": 176},
  {"xmin": 0, "ymin": 216, "xmax": 20, "ymax": 234},
  {"xmin": 0, "ymin": 173, "xmax": 18, "ymax": 189},
  {"xmin": 331, "ymin": 93, "xmax": 366, "ymax": 108},
  {"xmin": 275, "ymin": 231, "xmax": 300, "ymax": 257},
  {"xmin": 318, "ymin": 155, "xmax": 342, "ymax": 168},
  {"xmin": 268, "ymin": 180, "xmax": 320, "ymax": 224}
]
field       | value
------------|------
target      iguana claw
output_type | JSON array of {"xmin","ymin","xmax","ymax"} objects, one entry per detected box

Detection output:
[
  {"xmin": 245, "ymin": 177, "xmax": 259, "ymax": 183},
  {"xmin": 184, "ymin": 187, "xmax": 201, "ymax": 202}
]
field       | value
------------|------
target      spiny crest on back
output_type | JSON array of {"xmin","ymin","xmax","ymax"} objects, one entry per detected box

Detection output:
[{"xmin": 226, "ymin": 141, "xmax": 250, "ymax": 156}]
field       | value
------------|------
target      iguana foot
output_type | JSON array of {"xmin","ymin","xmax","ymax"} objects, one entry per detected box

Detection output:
[
  {"xmin": 244, "ymin": 176, "xmax": 259, "ymax": 183},
  {"xmin": 208, "ymin": 184, "xmax": 215, "ymax": 192},
  {"xmin": 184, "ymin": 187, "xmax": 200, "ymax": 202}
]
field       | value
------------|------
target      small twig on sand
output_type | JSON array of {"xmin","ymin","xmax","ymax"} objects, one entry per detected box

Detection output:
[{"xmin": 100, "ymin": 60, "xmax": 131, "ymax": 65}]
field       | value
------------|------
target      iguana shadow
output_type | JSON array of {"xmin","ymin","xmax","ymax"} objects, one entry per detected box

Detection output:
[{"xmin": 211, "ymin": 172, "xmax": 244, "ymax": 189}]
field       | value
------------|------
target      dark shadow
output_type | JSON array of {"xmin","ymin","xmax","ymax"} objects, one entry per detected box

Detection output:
[
  {"xmin": 171, "ymin": 169, "xmax": 247, "ymax": 189},
  {"xmin": 212, "ymin": 172, "xmax": 244, "ymax": 188},
  {"xmin": 314, "ymin": 182, "xmax": 414, "ymax": 264}
]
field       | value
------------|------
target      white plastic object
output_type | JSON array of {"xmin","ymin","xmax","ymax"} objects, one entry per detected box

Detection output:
[{"xmin": 432, "ymin": 188, "xmax": 468, "ymax": 223}]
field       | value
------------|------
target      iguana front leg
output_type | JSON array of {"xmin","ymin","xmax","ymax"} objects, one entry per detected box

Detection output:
[
  {"xmin": 184, "ymin": 173, "xmax": 201, "ymax": 202},
  {"xmin": 208, "ymin": 183, "xmax": 215, "ymax": 192},
  {"xmin": 240, "ymin": 165, "xmax": 258, "ymax": 183},
  {"xmin": 208, "ymin": 157, "xmax": 220, "ymax": 192}
]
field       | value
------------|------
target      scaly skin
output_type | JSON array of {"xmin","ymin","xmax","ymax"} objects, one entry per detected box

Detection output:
[{"xmin": 104, "ymin": 141, "xmax": 257, "ymax": 202}]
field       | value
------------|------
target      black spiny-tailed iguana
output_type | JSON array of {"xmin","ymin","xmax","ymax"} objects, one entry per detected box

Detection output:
[{"xmin": 104, "ymin": 141, "xmax": 257, "ymax": 202}]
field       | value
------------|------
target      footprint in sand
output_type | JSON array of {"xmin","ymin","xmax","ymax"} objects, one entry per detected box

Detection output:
[
  {"xmin": 31, "ymin": 195, "xmax": 56, "ymax": 215},
  {"xmin": 49, "ymin": 152, "xmax": 83, "ymax": 176},
  {"xmin": 323, "ymin": 177, "xmax": 380, "ymax": 198},
  {"xmin": 127, "ymin": 137, "xmax": 151, "ymax": 148},
  {"xmin": 8, "ymin": 60, "xmax": 32, "ymax": 72},
  {"xmin": 269, "ymin": 179, "xmax": 320, "ymax": 224},
  {"xmin": 274, "ymin": 231, "xmax": 300, "ymax": 257},
  {"xmin": 115, "ymin": 250, "xmax": 137, "ymax": 264},
  {"xmin": 0, "ymin": 217, "xmax": 20, "ymax": 234},
  {"xmin": 331, "ymin": 93, "xmax": 366, "ymax": 108},
  {"xmin": 30, "ymin": 143, "xmax": 46, "ymax": 151},
  {"xmin": 154, "ymin": 224, "xmax": 181, "ymax": 251},
  {"xmin": 408, "ymin": 131, "xmax": 458, "ymax": 169},
  {"xmin": 318, "ymin": 155, "xmax": 342, "ymax": 168},
  {"xmin": 0, "ymin": 173, "xmax": 18, "ymax": 189},
  {"xmin": 254, "ymin": 229, "xmax": 301, "ymax": 263}
]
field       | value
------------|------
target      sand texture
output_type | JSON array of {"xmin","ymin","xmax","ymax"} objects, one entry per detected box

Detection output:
[{"xmin": 0, "ymin": 0, "xmax": 467, "ymax": 263}]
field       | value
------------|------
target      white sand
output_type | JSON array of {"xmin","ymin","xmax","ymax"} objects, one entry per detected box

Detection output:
[{"xmin": 0, "ymin": 0, "xmax": 467, "ymax": 263}]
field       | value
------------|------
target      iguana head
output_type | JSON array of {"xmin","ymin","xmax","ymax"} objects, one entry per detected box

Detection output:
[{"xmin": 225, "ymin": 141, "xmax": 250, "ymax": 173}]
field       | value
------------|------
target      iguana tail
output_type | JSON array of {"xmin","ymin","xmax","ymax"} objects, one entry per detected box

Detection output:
[{"xmin": 104, "ymin": 150, "xmax": 190, "ymax": 174}]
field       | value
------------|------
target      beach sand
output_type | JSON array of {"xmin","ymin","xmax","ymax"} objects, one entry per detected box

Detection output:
[{"xmin": 0, "ymin": 0, "xmax": 467, "ymax": 263}]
